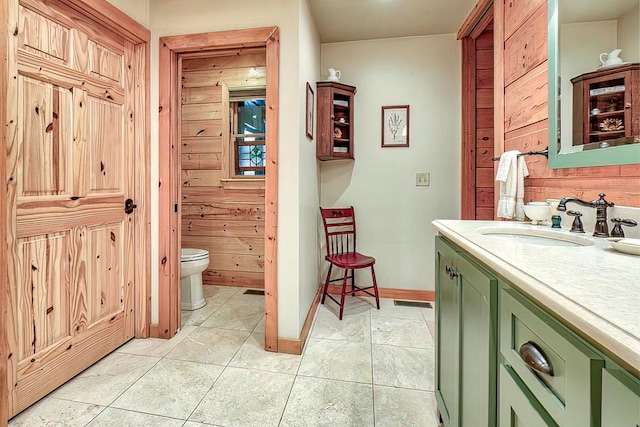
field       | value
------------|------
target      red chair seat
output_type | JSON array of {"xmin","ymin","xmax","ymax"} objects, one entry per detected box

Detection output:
[{"xmin": 326, "ymin": 253, "xmax": 375, "ymax": 269}]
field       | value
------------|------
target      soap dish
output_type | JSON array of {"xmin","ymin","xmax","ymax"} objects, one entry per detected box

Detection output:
[{"xmin": 605, "ymin": 238, "xmax": 640, "ymax": 256}]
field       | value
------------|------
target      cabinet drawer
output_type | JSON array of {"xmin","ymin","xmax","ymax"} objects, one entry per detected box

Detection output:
[
  {"xmin": 499, "ymin": 364, "xmax": 557, "ymax": 427},
  {"xmin": 500, "ymin": 287, "xmax": 604, "ymax": 426},
  {"xmin": 602, "ymin": 369, "xmax": 640, "ymax": 426}
]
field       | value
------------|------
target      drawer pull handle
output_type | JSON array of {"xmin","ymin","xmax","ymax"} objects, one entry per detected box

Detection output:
[{"xmin": 519, "ymin": 341, "xmax": 554, "ymax": 377}]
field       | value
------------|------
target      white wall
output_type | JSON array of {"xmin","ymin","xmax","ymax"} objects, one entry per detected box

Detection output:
[
  {"xmin": 106, "ymin": 0, "xmax": 149, "ymax": 27},
  {"xmin": 320, "ymin": 35, "xmax": 461, "ymax": 292},
  {"xmin": 618, "ymin": 3, "xmax": 640, "ymax": 62},
  {"xmin": 559, "ymin": 21, "xmax": 616, "ymax": 151},
  {"xmin": 297, "ymin": 1, "xmax": 321, "ymax": 326}
]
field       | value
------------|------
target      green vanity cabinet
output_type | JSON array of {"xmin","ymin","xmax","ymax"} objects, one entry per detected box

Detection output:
[
  {"xmin": 435, "ymin": 237, "xmax": 498, "ymax": 427},
  {"xmin": 499, "ymin": 364, "xmax": 558, "ymax": 427},
  {"xmin": 601, "ymin": 369, "xmax": 640, "ymax": 426},
  {"xmin": 499, "ymin": 287, "xmax": 604, "ymax": 427},
  {"xmin": 434, "ymin": 233, "xmax": 640, "ymax": 427}
]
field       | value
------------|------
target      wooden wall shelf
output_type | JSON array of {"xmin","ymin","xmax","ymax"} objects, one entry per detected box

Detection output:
[{"xmin": 316, "ymin": 81, "xmax": 356, "ymax": 160}]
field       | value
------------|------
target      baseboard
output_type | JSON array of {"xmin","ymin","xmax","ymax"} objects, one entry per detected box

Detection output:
[
  {"xmin": 149, "ymin": 323, "xmax": 160, "ymax": 338},
  {"xmin": 325, "ymin": 285, "xmax": 435, "ymax": 302},
  {"xmin": 277, "ymin": 285, "xmax": 323, "ymax": 355}
]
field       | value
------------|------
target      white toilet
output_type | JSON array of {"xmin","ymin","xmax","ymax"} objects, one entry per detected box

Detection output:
[{"xmin": 180, "ymin": 248, "xmax": 209, "ymax": 310}]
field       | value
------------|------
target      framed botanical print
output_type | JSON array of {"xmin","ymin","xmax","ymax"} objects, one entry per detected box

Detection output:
[
  {"xmin": 306, "ymin": 82, "xmax": 314, "ymax": 139},
  {"xmin": 381, "ymin": 105, "xmax": 410, "ymax": 147}
]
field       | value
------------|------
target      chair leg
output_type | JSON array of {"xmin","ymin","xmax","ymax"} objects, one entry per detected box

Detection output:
[
  {"xmin": 339, "ymin": 268, "xmax": 349, "ymax": 320},
  {"xmin": 371, "ymin": 265, "xmax": 380, "ymax": 310},
  {"xmin": 322, "ymin": 264, "xmax": 333, "ymax": 305},
  {"xmin": 350, "ymin": 269, "xmax": 355, "ymax": 296}
]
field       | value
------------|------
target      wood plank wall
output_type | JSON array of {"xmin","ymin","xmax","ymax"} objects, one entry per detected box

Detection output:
[
  {"xmin": 501, "ymin": 0, "xmax": 640, "ymax": 207},
  {"xmin": 475, "ymin": 24, "xmax": 495, "ymax": 219},
  {"xmin": 180, "ymin": 50, "xmax": 267, "ymax": 289}
]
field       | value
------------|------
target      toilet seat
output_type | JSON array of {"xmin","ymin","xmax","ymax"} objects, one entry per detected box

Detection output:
[{"xmin": 181, "ymin": 248, "xmax": 209, "ymax": 262}]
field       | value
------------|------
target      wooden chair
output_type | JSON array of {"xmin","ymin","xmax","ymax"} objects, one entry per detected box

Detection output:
[{"xmin": 319, "ymin": 206, "xmax": 380, "ymax": 320}]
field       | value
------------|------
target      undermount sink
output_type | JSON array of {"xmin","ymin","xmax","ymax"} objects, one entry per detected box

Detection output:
[{"xmin": 476, "ymin": 226, "xmax": 595, "ymax": 247}]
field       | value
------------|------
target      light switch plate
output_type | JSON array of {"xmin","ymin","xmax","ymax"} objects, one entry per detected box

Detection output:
[{"xmin": 416, "ymin": 172, "xmax": 430, "ymax": 187}]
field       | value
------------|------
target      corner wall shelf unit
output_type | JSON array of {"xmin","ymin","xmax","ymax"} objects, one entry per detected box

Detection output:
[{"xmin": 316, "ymin": 81, "xmax": 356, "ymax": 160}]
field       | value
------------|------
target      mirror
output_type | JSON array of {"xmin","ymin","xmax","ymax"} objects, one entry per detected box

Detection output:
[{"xmin": 548, "ymin": 0, "xmax": 640, "ymax": 168}]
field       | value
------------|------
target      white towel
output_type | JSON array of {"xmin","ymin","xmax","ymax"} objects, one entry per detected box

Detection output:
[
  {"xmin": 514, "ymin": 156, "xmax": 529, "ymax": 221},
  {"xmin": 496, "ymin": 150, "xmax": 529, "ymax": 219}
]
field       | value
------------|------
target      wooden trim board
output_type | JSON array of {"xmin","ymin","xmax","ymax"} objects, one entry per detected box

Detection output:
[
  {"xmin": 278, "ymin": 285, "xmax": 323, "ymax": 355},
  {"xmin": 157, "ymin": 27, "xmax": 279, "ymax": 352},
  {"xmin": 0, "ymin": 0, "xmax": 9, "ymax": 420},
  {"xmin": 457, "ymin": 0, "xmax": 493, "ymax": 39},
  {"xmin": 325, "ymin": 285, "xmax": 435, "ymax": 302}
]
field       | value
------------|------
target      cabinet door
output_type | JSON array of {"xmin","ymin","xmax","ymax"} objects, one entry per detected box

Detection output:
[
  {"xmin": 499, "ymin": 365, "xmax": 558, "ymax": 427},
  {"xmin": 435, "ymin": 237, "xmax": 460, "ymax": 427},
  {"xmin": 458, "ymin": 255, "xmax": 497, "ymax": 427},
  {"xmin": 602, "ymin": 369, "xmax": 640, "ymax": 426}
]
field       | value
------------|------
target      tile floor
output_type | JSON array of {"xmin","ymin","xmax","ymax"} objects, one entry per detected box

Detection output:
[{"xmin": 9, "ymin": 286, "xmax": 439, "ymax": 427}]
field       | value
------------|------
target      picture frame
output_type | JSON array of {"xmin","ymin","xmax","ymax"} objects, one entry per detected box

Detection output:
[
  {"xmin": 381, "ymin": 105, "xmax": 410, "ymax": 147},
  {"xmin": 306, "ymin": 82, "xmax": 314, "ymax": 139}
]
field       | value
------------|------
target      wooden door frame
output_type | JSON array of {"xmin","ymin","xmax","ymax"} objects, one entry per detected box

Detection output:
[
  {"xmin": 0, "ymin": 0, "xmax": 150, "ymax": 421},
  {"xmin": 459, "ymin": 0, "xmax": 494, "ymax": 219},
  {"xmin": 157, "ymin": 27, "xmax": 279, "ymax": 351}
]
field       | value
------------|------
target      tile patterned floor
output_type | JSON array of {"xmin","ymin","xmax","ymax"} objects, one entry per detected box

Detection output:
[{"xmin": 9, "ymin": 286, "xmax": 439, "ymax": 426}]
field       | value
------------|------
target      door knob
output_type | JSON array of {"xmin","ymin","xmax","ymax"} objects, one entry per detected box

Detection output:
[{"xmin": 124, "ymin": 199, "xmax": 137, "ymax": 214}]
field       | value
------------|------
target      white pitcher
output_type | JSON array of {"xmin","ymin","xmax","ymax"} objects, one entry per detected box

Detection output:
[
  {"xmin": 327, "ymin": 68, "xmax": 341, "ymax": 81},
  {"xmin": 600, "ymin": 49, "xmax": 623, "ymax": 67}
]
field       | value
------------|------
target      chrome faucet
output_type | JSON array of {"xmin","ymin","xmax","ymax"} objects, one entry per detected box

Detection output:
[{"xmin": 556, "ymin": 193, "xmax": 614, "ymax": 237}]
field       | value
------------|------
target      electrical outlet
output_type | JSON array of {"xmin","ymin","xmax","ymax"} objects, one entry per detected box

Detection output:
[{"xmin": 416, "ymin": 172, "xmax": 430, "ymax": 187}]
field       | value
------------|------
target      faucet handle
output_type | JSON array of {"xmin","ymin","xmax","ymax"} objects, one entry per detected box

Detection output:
[
  {"xmin": 567, "ymin": 210, "xmax": 585, "ymax": 233},
  {"xmin": 610, "ymin": 218, "xmax": 638, "ymax": 238}
]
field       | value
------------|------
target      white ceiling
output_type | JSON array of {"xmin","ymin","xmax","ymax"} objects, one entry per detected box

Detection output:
[{"xmin": 309, "ymin": 0, "xmax": 480, "ymax": 43}]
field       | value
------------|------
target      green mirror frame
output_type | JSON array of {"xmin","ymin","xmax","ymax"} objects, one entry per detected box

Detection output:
[{"xmin": 547, "ymin": 0, "xmax": 640, "ymax": 168}]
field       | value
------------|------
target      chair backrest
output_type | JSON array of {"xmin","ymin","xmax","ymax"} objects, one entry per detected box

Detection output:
[{"xmin": 319, "ymin": 206, "xmax": 357, "ymax": 256}]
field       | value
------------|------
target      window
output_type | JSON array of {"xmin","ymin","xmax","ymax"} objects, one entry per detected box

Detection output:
[{"xmin": 231, "ymin": 94, "xmax": 266, "ymax": 177}]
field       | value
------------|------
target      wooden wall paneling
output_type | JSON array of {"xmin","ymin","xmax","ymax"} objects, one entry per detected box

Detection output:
[
  {"xmin": 181, "ymin": 103, "xmax": 223, "ymax": 121},
  {"xmin": 504, "ymin": 119, "xmax": 549, "ymax": 178},
  {"xmin": 182, "ymin": 137, "xmax": 223, "ymax": 154},
  {"xmin": 503, "ymin": 5, "xmax": 547, "ymax": 87},
  {"xmin": 181, "ymin": 51, "xmax": 266, "ymax": 71},
  {"xmin": 503, "ymin": 0, "xmax": 546, "ymax": 40},
  {"xmin": 181, "ymin": 68, "xmax": 266, "ymax": 89},
  {"xmin": 497, "ymin": 0, "xmax": 639, "ymax": 213},
  {"xmin": 204, "ymin": 270, "xmax": 264, "ymax": 288},
  {"xmin": 181, "ymin": 203, "xmax": 264, "ymax": 220},
  {"xmin": 264, "ymin": 28, "xmax": 279, "ymax": 352},
  {"xmin": 181, "ymin": 119, "xmax": 223, "ymax": 138},
  {"xmin": 182, "ymin": 86, "xmax": 222, "ymax": 104},
  {"xmin": 182, "ymin": 218, "xmax": 265, "ymax": 237},
  {"xmin": 181, "ymin": 170, "xmax": 225, "ymax": 187},
  {"xmin": 494, "ymin": 0, "xmax": 506, "ymax": 218},
  {"xmin": 504, "ymin": 61, "xmax": 547, "ymax": 133},
  {"xmin": 461, "ymin": 37, "xmax": 476, "ymax": 219},
  {"xmin": 1, "ymin": 0, "xmax": 11, "ymax": 418},
  {"xmin": 181, "ymin": 236, "xmax": 264, "ymax": 255},
  {"xmin": 182, "ymin": 186, "xmax": 264, "ymax": 204},
  {"xmin": 181, "ymin": 153, "xmax": 222, "ymax": 170}
]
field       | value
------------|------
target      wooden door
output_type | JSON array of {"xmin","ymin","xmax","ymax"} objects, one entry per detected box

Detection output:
[
  {"xmin": 6, "ymin": 0, "xmax": 136, "ymax": 416},
  {"xmin": 461, "ymin": 12, "xmax": 495, "ymax": 220}
]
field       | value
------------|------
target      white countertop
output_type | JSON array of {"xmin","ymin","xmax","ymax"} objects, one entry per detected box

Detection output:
[{"xmin": 432, "ymin": 220, "xmax": 640, "ymax": 376}]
